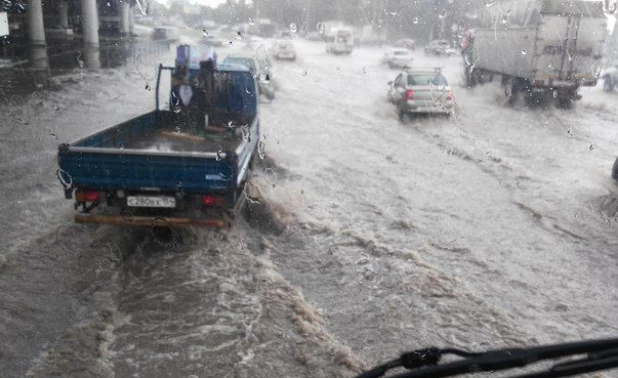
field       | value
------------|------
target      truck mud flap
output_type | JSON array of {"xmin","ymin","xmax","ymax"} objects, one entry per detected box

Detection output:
[{"xmin": 75, "ymin": 214, "xmax": 227, "ymax": 228}]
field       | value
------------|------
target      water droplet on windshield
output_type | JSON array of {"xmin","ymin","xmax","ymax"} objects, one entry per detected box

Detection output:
[
  {"xmin": 121, "ymin": 210, "xmax": 133, "ymax": 222},
  {"xmin": 216, "ymin": 147, "xmax": 223, "ymax": 161},
  {"xmin": 174, "ymin": 125, "xmax": 181, "ymax": 133},
  {"xmin": 229, "ymin": 41, "xmax": 234, "ymax": 46},
  {"xmin": 258, "ymin": 141, "xmax": 266, "ymax": 160},
  {"xmin": 241, "ymin": 125, "xmax": 251, "ymax": 142},
  {"xmin": 236, "ymin": 31, "xmax": 242, "ymax": 40},
  {"xmin": 521, "ymin": 49, "xmax": 527, "ymax": 55},
  {"xmin": 413, "ymin": 17, "xmax": 419, "ymax": 24},
  {"xmin": 439, "ymin": 10, "xmax": 448, "ymax": 19},
  {"xmin": 145, "ymin": 83, "xmax": 151, "ymax": 91},
  {"xmin": 203, "ymin": 29, "xmax": 209, "ymax": 37},
  {"xmin": 567, "ymin": 126, "xmax": 573, "ymax": 137},
  {"xmin": 259, "ymin": 73, "xmax": 270, "ymax": 84},
  {"xmin": 500, "ymin": 15, "xmax": 508, "ymax": 24},
  {"xmin": 589, "ymin": 144, "xmax": 594, "ymax": 151},
  {"xmin": 173, "ymin": 106, "xmax": 181, "ymax": 114},
  {"xmin": 248, "ymin": 18, "xmax": 254, "ymax": 25},
  {"xmin": 316, "ymin": 22, "xmax": 325, "ymax": 34},
  {"xmin": 76, "ymin": 51, "xmax": 84, "ymax": 69},
  {"xmin": 553, "ymin": 91, "xmax": 559, "ymax": 98},
  {"xmin": 302, "ymin": 70, "xmax": 308, "ymax": 76},
  {"xmin": 485, "ymin": 1, "xmax": 495, "ymax": 7},
  {"xmin": 290, "ymin": 23, "xmax": 297, "ymax": 33},
  {"xmin": 50, "ymin": 132, "xmax": 57, "ymax": 139}
]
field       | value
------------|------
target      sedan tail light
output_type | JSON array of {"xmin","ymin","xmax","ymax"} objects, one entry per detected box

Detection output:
[
  {"xmin": 406, "ymin": 89, "xmax": 414, "ymax": 100},
  {"xmin": 445, "ymin": 91, "xmax": 454, "ymax": 101}
]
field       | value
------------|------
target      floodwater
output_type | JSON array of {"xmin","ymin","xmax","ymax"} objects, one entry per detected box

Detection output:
[{"xmin": 1, "ymin": 34, "xmax": 617, "ymax": 378}]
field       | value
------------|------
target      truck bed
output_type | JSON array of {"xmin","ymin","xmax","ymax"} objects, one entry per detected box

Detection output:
[{"xmin": 58, "ymin": 110, "xmax": 259, "ymax": 193}]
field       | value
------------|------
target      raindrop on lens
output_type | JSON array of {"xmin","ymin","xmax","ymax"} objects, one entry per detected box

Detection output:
[
  {"xmin": 216, "ymin": 148, "xmax": 223, "ymax": 161},
  {"xmin": 258, "ymin": 142, "xmax": 266, "ymax": 160},
  {"xmin": 259, "ymin": 73, "xmax": 270, "ymax": 84},
  {"xmin": 439, "ymin": 10, "xmax": 447, "ymax": 19},
  {"xmin": 248, "ymin": 18, "xmax": 254, "ymax": 25},
  {"xmin": 521, "ymin": 49, "xmax": 527, "ymax": 55},
  {"xmin": 290, "ymin": 23, "xmax": 297, "ymax": 33},
  {"xmin": 485, "ymin": 1, "xmax": 495, "ymax": 7},
  {"xmin": 501, "ymin": 15, "xmax": 508, "ymax": 24},
  {"xmin": 236, "ymin": 31, "xmax": 242, "ymax": 40},
  {"xmin": 203, "ymin": 29, "xmax": 209, "ymax": 37},
  {"xmin": 413, "ymin": 17, "xmax": 419, "ymax": 24}
]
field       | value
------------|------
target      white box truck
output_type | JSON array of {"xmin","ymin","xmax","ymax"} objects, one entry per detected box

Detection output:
[{"xmin": 462, "ymin": 0, "xmax": 608, "ymax": 107}]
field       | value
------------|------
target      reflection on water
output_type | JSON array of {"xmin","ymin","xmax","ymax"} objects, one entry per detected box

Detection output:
[{"xmin": 0, "ymin": 37, "xmax": 170, "ymax": 99}]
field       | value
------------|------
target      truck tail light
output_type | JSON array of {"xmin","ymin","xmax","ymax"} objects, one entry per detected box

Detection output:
[
  {"xmin": 76, "ymin": 190, "xmax": 100, "ymax": 202},
  {"xmin": 406, "ymin": 89, "xmax": 414, "ymax": 100},
  {"xmin": 445, "ymin": 92, "xmax": 454, "ymax": 101},
  {"xmin": 202, "ymin": 195, "xmax": 225, "ymax": 207}
]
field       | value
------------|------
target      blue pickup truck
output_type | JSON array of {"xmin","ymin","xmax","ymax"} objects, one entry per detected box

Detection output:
[{"xmin": 57, "ymin": 46, "xmax": 260, "ymax": 228}]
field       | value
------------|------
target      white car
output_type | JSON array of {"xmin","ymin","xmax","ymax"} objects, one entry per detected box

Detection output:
[
  {"xmin": 382, "ymin": 48, "xmax": 414, "ymax": 69},
  {"xmin": 387, "ymin": 68, "xmax": 456, "ymax": 119},
  {"xmin": 273, "ymin": 41, "xmax": 297, "ymax": 61}
]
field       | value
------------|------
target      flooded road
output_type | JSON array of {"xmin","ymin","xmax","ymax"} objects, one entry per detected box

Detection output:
[{"xmin": 1, "ymin": 37, "xmax": 617, "ymax": 378}]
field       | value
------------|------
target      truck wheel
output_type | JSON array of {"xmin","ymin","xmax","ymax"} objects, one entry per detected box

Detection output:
[
  {"xmin": 465, "ymin": 68, "xmax": 477, "ymax": 88},
  {"xmin": 612, "ymin": 156, "xmax": 618, "ymax": 182}
]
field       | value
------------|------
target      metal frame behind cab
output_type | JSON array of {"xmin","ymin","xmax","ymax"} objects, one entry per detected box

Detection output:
[{"xmin": 155, "ymin": 64, "xmax": 174, "ymax": 111}]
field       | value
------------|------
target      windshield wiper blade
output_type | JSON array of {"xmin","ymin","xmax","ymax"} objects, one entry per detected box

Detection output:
[
  {"xmin": 510, "ymin": 347, "xmax": 618, "ymax": 378},
  {"xmin": 357, "ymin": 339, "xmax": 618, "ymax": 378}
]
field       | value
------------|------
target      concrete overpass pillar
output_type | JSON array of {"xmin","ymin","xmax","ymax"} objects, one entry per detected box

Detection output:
[
  {"xmin": 58, "ymin": 0, "xmax": 70, "ymax": 29},
  {"xmin": 120, "ymin": 1, "xmax": 130, "ymax": 35},
  {"xmin": 27, "ymin": 0, "xmax": 48, "ymax": 71},
  {"xmin": 81, "ymin": 0, "xmax": 100, "ymax": 69},
  {"xmin": 129, "ymin": 6, "xmax": 135, "ymax": 35}
]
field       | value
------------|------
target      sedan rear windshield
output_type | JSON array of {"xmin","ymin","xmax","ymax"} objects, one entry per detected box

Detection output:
[{"xmin": 408, "ymin": 74, "xmax": 448, "ymax": 86}]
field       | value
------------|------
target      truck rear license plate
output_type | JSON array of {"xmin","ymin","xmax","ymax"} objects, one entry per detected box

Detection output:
[{"xmin": 127, "ymin": 196, "xmax": 176, "ymax": 208}]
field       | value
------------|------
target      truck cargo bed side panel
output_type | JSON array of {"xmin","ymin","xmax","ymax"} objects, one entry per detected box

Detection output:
[
  {"xmin": 474, "ymin": 29, "xmax": 536, "ymax": 79},
  {"xmin": 58, "ymin": 152, "xmax": 236, "ymax": 192}
]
